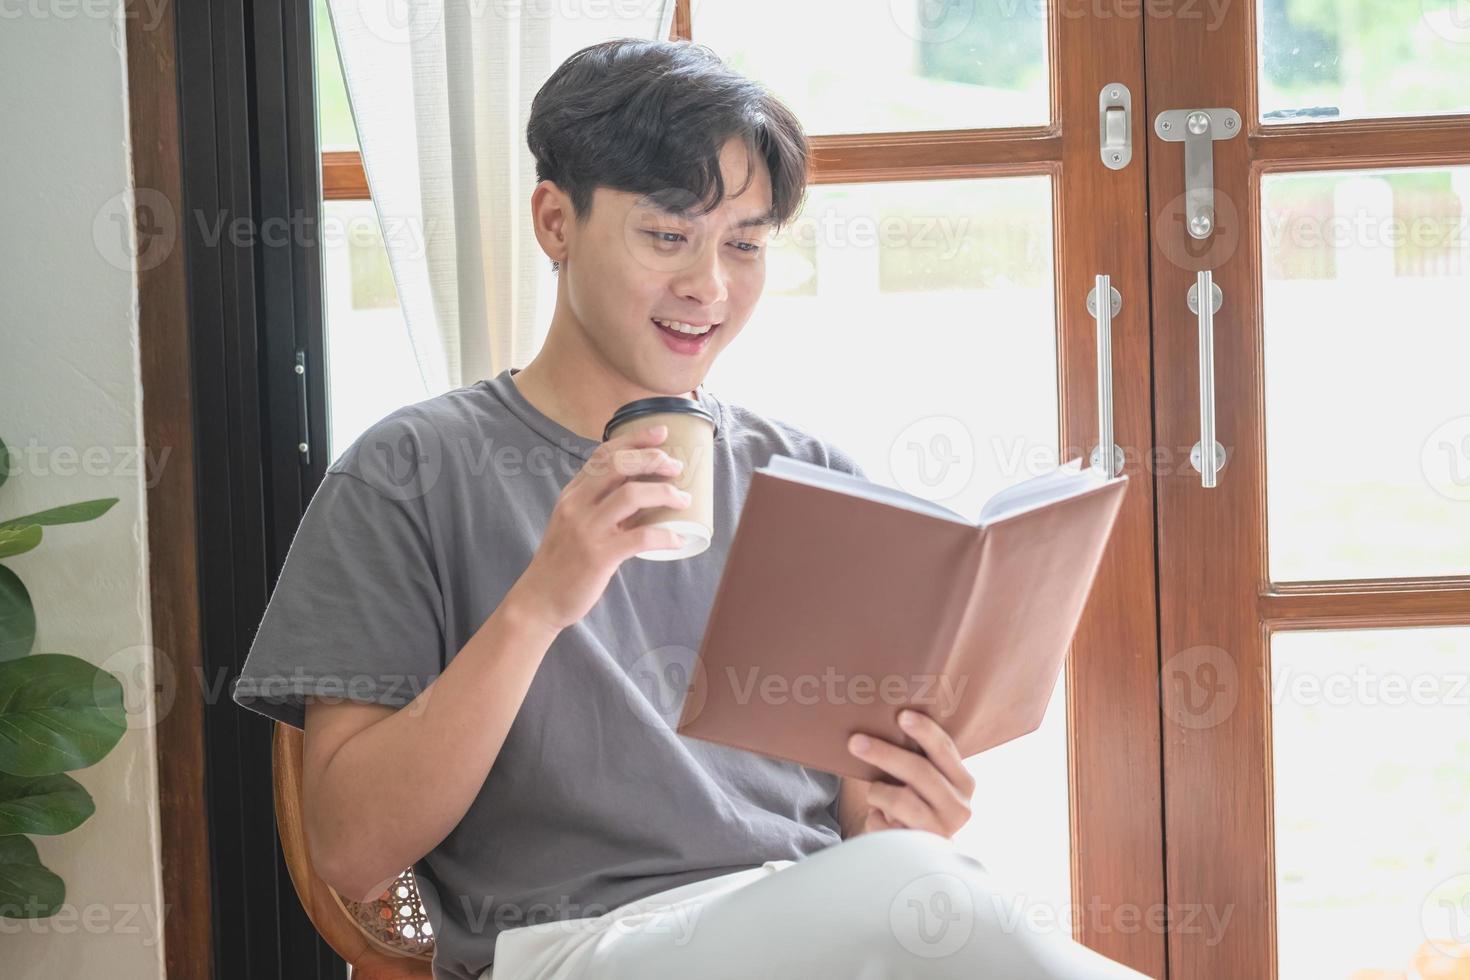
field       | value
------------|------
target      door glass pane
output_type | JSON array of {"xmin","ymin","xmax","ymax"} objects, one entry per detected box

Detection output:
[
  {"xmin": 315, "ymin": 0, "xmax": 359, "ymax": 151},
  {"xmin": 693, "ymin": 0, "xmax": 1050, "ymax": 134},
  {"xmin": 1259, "ymin": 0, "xmax": 1470, "ymax": 123},
  {"xmin": 1271, "ymin": 627, "xmax": 1470, "ymax": 978},
  {"xmin": 321, "ymin": 199, "xmax": 430, "ymax": 458},
  {"xmin": 1261, "ymin": 167, "xmax": 1470, "ymax": 582},
  {"xmin": 706, "ymin": 176, "xmax": 1069, "ymax": 915}
]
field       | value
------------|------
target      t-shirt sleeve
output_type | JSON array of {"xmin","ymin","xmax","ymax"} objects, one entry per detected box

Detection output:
[
  {"xmin": 821, "ymin": 440, "xmax": 869, "ymax": 482},
  {"xmin": 231, "ymin": 463, "xmax": 446, "ymax": 731}
]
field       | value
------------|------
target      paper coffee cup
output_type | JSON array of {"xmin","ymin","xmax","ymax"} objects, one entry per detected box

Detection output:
[{"xmin": 602, "ymin": 396, "xmax": 716, "ymax": 561}]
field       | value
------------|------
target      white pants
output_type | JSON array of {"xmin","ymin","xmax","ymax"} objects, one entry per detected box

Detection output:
[{"xmin": 484, "ymin": 829, "xmax": 1154, "ymax": 980}]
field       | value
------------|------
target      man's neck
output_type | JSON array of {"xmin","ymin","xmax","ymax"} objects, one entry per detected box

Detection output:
[{"xmin": 511, "ymin": 348, "xmax": 696, "ymax": 444}]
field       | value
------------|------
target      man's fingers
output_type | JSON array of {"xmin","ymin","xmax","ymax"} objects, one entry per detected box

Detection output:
[
  {"xmin": 864, "ymin": 807, "xmax": 904, "ymax": 833},
  {"xmin": 849, "ymin": 733, "xmax": 970, "ymax": 828},
  {"xmin": 597, "ymin": 479, "xmax": 692, "ymax": 528},
  {"xmin": 619, "ymin": 525, "xmax": 687, "ymax": 561},
  {"xmin": 897, "ymin": 710, "xmax": 975, "ymax": 799},
  {"xmin": 865, "ymin": 783, "xmax": 935, "ymax": 833},
  {"xmin": 570, "ymin": 425, "xmax": 683, "ymax": 499}
]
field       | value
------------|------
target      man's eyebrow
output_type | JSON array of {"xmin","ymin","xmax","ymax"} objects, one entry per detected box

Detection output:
[
  {"xmin": 735, "ymin": 212, "xmax": 778, "ymax": 229},
  {"xmin": 633, "ymin": 195, "xmax": 776, "ymax": 229}
]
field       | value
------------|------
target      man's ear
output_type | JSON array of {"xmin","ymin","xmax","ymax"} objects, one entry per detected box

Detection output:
[{"xmin": 530, "ymin": 180, "xmax": 572, "ymax": 268}]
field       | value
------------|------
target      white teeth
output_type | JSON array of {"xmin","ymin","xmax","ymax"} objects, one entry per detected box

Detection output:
[{"xmin": 655, "ymin": 318, "xmax": 713, "ymax": 336}]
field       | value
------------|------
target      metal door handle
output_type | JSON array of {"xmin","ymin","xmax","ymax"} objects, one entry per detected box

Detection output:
[
  {"xmin": 1087, "ymin": 275, "xmax": 1123, "ymax": 478},
  {"xmin": 1187, "ymin": 272, "xmax": 1225, "ymax": 487}
]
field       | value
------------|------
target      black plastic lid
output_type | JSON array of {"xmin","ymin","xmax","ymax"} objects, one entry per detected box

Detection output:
[{"xmin": 602, "ymin": 396, "xmax": 717, "ymax": 442}]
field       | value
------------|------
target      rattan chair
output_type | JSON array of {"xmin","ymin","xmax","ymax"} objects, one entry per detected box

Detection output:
[{"xmin": 273, "ymin": 721, "xmax": 435, "ymax": 979}]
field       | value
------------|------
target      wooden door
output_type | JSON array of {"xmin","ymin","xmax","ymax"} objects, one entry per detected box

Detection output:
[{"xmin": 1145, "ymin": 0, "xmax": 1470, "ymax": 975}]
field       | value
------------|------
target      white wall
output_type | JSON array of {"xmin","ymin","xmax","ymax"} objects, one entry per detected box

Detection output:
[{"xmin": 0, "ymin": 3, "xmax": 167, "ymax": 978}]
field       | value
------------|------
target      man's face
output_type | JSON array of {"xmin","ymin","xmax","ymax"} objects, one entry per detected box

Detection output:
[{"xmin": 555, "ymin": 136, "xmax": 775, "ymax": 396}]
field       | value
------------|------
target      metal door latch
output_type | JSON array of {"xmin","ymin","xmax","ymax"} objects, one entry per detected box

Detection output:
[
  {"xmin": 1154, "ymin": 107, "xmax": 1241, "ymax": 240},
  {"xmin": 1100, "ymin": 84, "xmax": 1132, "ymax": 170}
]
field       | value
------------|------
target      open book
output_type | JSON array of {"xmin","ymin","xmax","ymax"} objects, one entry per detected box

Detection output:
[{"xmin": 676, "ymin": 455, "xmax": 1129, "ymax": 781}]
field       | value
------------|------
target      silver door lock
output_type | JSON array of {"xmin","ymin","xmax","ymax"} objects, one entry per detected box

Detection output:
[{"xmin": 1154, "ymin": 108, "xmax": 1241, "ymax": 240}]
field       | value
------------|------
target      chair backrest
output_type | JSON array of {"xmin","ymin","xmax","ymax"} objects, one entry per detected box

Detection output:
[{"xmin": 272, "ymin": 721, "xmax": 435, "ymax": 978}]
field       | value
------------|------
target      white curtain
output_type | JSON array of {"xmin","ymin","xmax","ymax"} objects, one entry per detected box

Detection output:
[{"xmin": 326, "ymin": 0, "xmax": 678, "ymax": 393}]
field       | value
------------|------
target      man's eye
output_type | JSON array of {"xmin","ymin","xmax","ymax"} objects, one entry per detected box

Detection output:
[
  {"xmin": 646, "ymin": 230, "xmax": 686, "ymax": 245},
  {"xmin": 730, "ymin": 241, "xmax": 762, "ymax": 254}
]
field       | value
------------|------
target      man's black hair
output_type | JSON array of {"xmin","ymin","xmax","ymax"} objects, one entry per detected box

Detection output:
[{"xmin": 526, "ymin": 38, "xmax": 810, "ymax": 272}]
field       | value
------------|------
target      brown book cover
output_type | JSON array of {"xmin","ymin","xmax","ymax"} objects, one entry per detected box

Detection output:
[{"xmin": 676, "ymin": 457, "xmax": 1129, "ymax": 781}]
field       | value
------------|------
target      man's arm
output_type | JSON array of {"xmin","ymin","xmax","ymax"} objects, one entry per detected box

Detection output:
[
  {"xmin": 298, "ymin": 425, "xmax": 689, "ymax": 902},
  {"xmin": 302, "ymin": 590, "xmax": 560, "ymax": 902}
]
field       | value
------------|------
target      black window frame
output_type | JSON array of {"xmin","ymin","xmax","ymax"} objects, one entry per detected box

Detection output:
[{"xmin": 176, "ymin": 0, "xmax": 336, "ymax": 975}]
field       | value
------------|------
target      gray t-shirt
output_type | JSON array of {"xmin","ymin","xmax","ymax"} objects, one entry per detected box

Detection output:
[{"xmin": 232, "ymin": 367, "xmax": 865, "ymax": 980}]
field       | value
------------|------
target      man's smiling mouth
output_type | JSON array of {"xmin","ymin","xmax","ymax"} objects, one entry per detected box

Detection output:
[{"xmin": 652, "ymin": 317, "xmax": 721, "ymax": 353}]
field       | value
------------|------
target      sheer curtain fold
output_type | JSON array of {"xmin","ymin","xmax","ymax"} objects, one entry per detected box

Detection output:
[{"xmin": 326, "ymin": 0, "xmax": 675, "ymax": 392}]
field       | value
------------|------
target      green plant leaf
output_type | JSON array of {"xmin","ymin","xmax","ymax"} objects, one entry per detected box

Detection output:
[
  {"xmin": 0, "ymin": 525, "xmax": 41, "ymax": 559},
  {"xmin": 0, "ymin": 566, "xmax": 35, "ymax": 662},
  {"xmin": 0, "ymin": 498, "xmax": 118, "ymax": 530},
  {"xmin": 0, "ymin": 835, "xmax": 65, "ymax": 919},
  {"xmin": 0, "ymin": 654, "xmax": 126, "ymax": 775},
  {"xmin": 0, "ymin": 435, "xmax": 9, "ymax": 492},
  {"xmin": 0, "ymin": 772, "xmax": 94, "ymax": 836}
]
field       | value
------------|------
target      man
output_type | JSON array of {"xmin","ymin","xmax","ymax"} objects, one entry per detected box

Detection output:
[{"xmin": 233, "ymin": 38, "xmax": 1147, "ymax": 980}]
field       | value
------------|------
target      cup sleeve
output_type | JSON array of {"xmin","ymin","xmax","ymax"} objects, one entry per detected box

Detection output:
[{"xmin": 231, "ymin": 468, "xmax": 446, "ymax": 731}]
